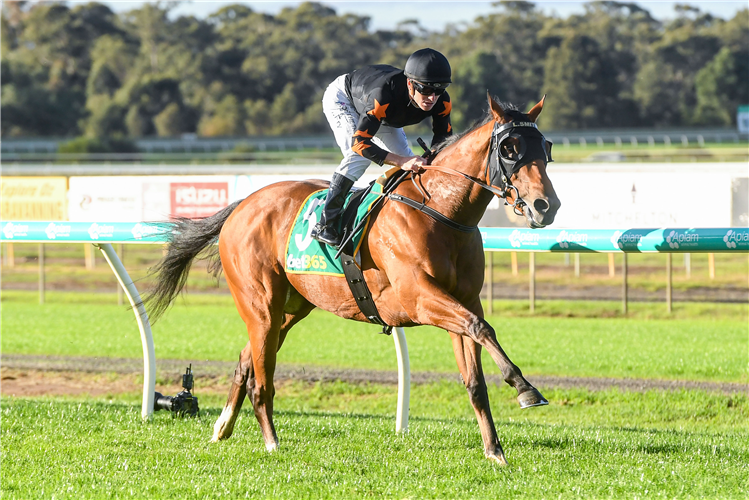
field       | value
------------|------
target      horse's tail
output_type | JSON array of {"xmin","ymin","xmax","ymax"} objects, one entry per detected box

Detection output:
[{"xmin": 144, "ymin": 199, "xmax": 243, "ymax": 322}]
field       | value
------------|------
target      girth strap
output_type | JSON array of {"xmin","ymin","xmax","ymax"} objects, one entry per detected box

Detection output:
[
  {"xmin": 338, "ymin": 248, "xmax": 392, "ymax": 335},
  {"xmin": 388, "ymin": 193, "xmax": 478, "ymax": 233}
]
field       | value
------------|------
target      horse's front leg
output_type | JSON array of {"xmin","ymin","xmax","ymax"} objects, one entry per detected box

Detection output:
[
  {"xmin": 399, "ymin": 276, "xmax": 547, "ymax": 408},
  {"xmin": 450, "ymin": 332, "xmax": 508, "ymax": 465}
]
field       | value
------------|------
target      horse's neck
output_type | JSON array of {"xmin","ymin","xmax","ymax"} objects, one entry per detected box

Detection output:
[{"xmin": 424, "ymin": 121, "xmax": 496, "ymax": 227}]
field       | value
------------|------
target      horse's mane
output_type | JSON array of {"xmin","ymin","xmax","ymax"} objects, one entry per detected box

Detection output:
[{"xmin": 432, "ymin": 99, "xmax": 525, "ymax": 155}]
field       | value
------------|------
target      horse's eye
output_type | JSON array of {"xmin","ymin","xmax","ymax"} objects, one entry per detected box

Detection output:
[{"xmin": 500, "ymin": 139, "xmax": 520, "ymax": 160}]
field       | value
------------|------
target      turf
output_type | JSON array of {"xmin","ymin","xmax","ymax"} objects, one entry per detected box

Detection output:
[
  {"xmin": 2, "ymin": 384, "xmax": 747, "ymax": 499},
  {"xmin": 2, "ymin": 291, "xmax": 747, "ymax": 383},
  {"xmin": 2, "ymin": 291, "xmax": 748, "ymax": 498}
]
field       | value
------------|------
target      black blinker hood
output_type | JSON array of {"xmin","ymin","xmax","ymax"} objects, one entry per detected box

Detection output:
[{"xmin": 486, "ymin": 118, "xmax": 553, "ymax": 192}]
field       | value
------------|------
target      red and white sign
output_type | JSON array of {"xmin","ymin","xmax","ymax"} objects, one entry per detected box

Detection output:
[{"xmin": 170, "ymin": 182, "xmax": 229, "ymax": 218}]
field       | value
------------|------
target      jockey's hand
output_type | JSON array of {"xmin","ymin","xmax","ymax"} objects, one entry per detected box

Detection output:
[{"xmin": 401, "ymin": 156, "xmax": 427, "ymax": 173}]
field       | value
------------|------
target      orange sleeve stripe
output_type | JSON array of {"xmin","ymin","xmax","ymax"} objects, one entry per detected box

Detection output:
[
  {"xmin": 351, "ymin": 142, "xmax": 371, "ymax": 155},
  {"xmin": 439, "ymin": 100, "xmax": 452, "ymax": 117}
]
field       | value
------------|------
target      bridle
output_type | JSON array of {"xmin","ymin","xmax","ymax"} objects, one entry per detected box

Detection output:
[
  {"xmin": 416, "ymin": 119, "xmax": 553, "ymax": 217},
  {"xmin": 484, "ymin": 120, "xmax": 554, "ymax": 216},
  {"xmin": 352, "ymin": 118, "xmax": 555, "ymax": 240}
]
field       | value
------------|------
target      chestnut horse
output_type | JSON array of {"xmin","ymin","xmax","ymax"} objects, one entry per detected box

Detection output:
[{"xmin": 146, "ymin": 95, "xmax": 560, "ymax": 464}]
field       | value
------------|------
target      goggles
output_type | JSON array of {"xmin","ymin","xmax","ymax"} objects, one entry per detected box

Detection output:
[{"xmin": 410, "ymin": 80, "xmax": 449, "ymax": 96}]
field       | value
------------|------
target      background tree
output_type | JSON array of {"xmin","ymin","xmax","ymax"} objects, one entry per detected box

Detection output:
[
  {"xmin": 633, "ymin": 6, "xmax": 724, "ymax": 126},
  {"xmin": 694, "ymin": 46, "xmax": 749, "ymax": 126},
  {"xmin": 1, "ymin": 1, "xmax": 746, "ymax": 138},
  {"xmin": 541, "ymin": 34, "xmax": 621, "ymax": 129},
  {"xmin": 449, "ymin": 1, "xmax": 549, "ymax": 123}
]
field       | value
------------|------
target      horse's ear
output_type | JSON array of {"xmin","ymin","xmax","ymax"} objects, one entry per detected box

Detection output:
[
  {"xmin": 527, "ymin": 95, "xmax": 546, "ymax": 122},
  {"xmin": 487, "ymin": 91, "xmax": 506, "ymax": 122}
]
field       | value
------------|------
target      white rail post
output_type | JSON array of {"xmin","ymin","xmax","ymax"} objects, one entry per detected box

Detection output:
[
  {"xmin": 393, "ymin": 326, "xmax": 410, "ymax": 433},
  {"xmin": 95, "ymin": 243, "xmax": 156, "ymax": 421}
]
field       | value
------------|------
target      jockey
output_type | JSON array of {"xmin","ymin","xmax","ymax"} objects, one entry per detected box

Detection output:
[{"xmin": 311, "ymin": 47, "xmax": 453, "ymax": 247}]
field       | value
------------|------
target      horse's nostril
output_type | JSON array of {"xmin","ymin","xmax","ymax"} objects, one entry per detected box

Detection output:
[{"xmin": 533, "ymin": 198, "xmax": 550, "ymax": 214}]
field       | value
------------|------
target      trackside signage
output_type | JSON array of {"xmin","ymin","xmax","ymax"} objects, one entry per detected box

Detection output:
[
  {"xmin": 0, "ymin": 177, "xmax": 68, "ymax": 221},
  {"xmin": 0, "ymin": 222, "xmax": 171, "ymax": 243},
  {"xmin": 480, "ymin": 228, "xmax": 749, "ymax": 253},
  {"xmin": 68, "ymin": 176, "xmax": 237, "ymax": 222},
  {"xmin": 483, "ymin": 165, "xmax": 747, "ymax": 229},
  {"xmin": 170, "ymin": 182, "xmax": 228, "ymax": 218}
]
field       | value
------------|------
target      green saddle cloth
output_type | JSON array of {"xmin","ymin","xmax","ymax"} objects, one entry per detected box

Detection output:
[{"xmin": 285, "ymin": 180, "xmax": 385, "ymax": 276}]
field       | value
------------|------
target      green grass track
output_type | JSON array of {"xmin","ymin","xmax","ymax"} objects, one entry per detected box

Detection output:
[
  {"xmin": 2, "ymin": 291, "xmax": 748, "ymax": 498},
  {"xmin": 2, "ymin": 291, "xmax": 747, "ymax": 383},
  {"xmin": 2, "ymin": 386, "xmax": 747, "ymax": 499}
]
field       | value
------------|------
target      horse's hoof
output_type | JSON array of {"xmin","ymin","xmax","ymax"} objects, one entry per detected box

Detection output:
[
  {"xmin": 210, "ymin": 431, "xmax": 229, "ymax": 443},
  {"xmin": 486, "ymin": 452, "xmax": 509, "ymax": 466},
  {"xmin": 518, "ymin": 388, "xmax": 549, "ymax": 409},
  {"xmin": 265, "ymin": 442, "xmax": 279, "ymax": 452}
]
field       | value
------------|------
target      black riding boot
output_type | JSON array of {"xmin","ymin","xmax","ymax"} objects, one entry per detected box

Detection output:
[{"xmin": 311, "ymin": 173, "xmax": 355, "ymax": 247}]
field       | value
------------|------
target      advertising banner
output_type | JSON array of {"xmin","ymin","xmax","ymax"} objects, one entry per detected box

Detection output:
[
  {"xmin": 68, "ymin": 176, "xmax": 235, "ymax": 222},
  {"xmin": 480, "ymin": 164, "xmax": 742, "ymax": 228},
  {"xmin": 69, "ymin": 177, "xmax": 144, "ymax": 222},
  {"xmin": 63, "ymin": 165, "xmax": 744, "ymax": 227},
  {"xmin": 0, "ymin": 177, "xmax": 67, "ymax": 221},
  {"xmin": 170, "ymin": 182, "xmax": 229, "ymax": 218}
]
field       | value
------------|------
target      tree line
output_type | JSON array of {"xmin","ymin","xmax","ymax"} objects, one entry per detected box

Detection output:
[{"xmin": 1, "ymin": 1, "xmax": 747, "ymax": 142}]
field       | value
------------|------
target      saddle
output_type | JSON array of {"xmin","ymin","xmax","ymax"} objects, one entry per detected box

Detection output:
[
  {"xmin": 335, "ymin": 167, "xmax": 409, "ymax": 335},
  {"xmin": 337, "ymin": 167, "xmax": 408, "ymax": 252}
]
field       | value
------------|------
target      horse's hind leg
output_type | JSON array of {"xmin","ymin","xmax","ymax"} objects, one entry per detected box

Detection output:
[
  {"xmin": 212, "ymin": 341, "xmax": 253, "ymax": 442},
  {"xmin": 211, "ymin": 293, "xmax": 314, "ymax": 447},
  {"xmin": 246, "ymin": 300, "xmax": 316, "ymax": 452},
  {"xmin": 450, "ymin": 332, "xmax": 508, "ymax": 465}
]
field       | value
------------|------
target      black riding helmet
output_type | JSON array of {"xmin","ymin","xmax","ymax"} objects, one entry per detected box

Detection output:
[{"xmin": 404, "ymin": 48, "xmax": 451, "ymax": 87}]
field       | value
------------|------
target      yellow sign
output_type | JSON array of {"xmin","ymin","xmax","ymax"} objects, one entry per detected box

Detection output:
[{"xmin": 0, "ymin": 177, "xmax": 68, "ymax": 221}]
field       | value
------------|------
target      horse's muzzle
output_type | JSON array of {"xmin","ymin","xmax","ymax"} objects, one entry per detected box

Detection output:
[{"xmin": 523, "ymin": 196, "xmax": 560, "ymax": 228}]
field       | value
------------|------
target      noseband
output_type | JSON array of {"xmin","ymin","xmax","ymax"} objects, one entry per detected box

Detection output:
[{"xmin": 485, "ymin": 120, "xmax": 554, "ymax": 215}]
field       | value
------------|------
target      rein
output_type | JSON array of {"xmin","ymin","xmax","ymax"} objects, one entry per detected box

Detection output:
[
  {"xmin": 418, "ymin": 163, "xmax": 507, "ymax": 197},
  {"xmin": 388, "ymin": 192, "xmax": 477, "ymax": 233},
  {"xmin": 335, "ymin": 118, "xmax": 554, "ymax": 247},
  {"xmin": 414, "ymin": 119, "xmax": 553, "ymax": 219}
]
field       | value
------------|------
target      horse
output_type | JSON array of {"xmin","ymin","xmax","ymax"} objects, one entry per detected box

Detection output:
[{"xmin": 146, "ymin": 94, "xmax": 561, "ymax": 465}]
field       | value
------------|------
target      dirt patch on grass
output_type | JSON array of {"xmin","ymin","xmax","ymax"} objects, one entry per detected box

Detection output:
[
  {"xmin": 2, "ymin": 354, "xmax": 746, "ymax": 398},
  {"xmin": 0, "ymin": 368, "xmax": 232, "ymax": 398}
]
